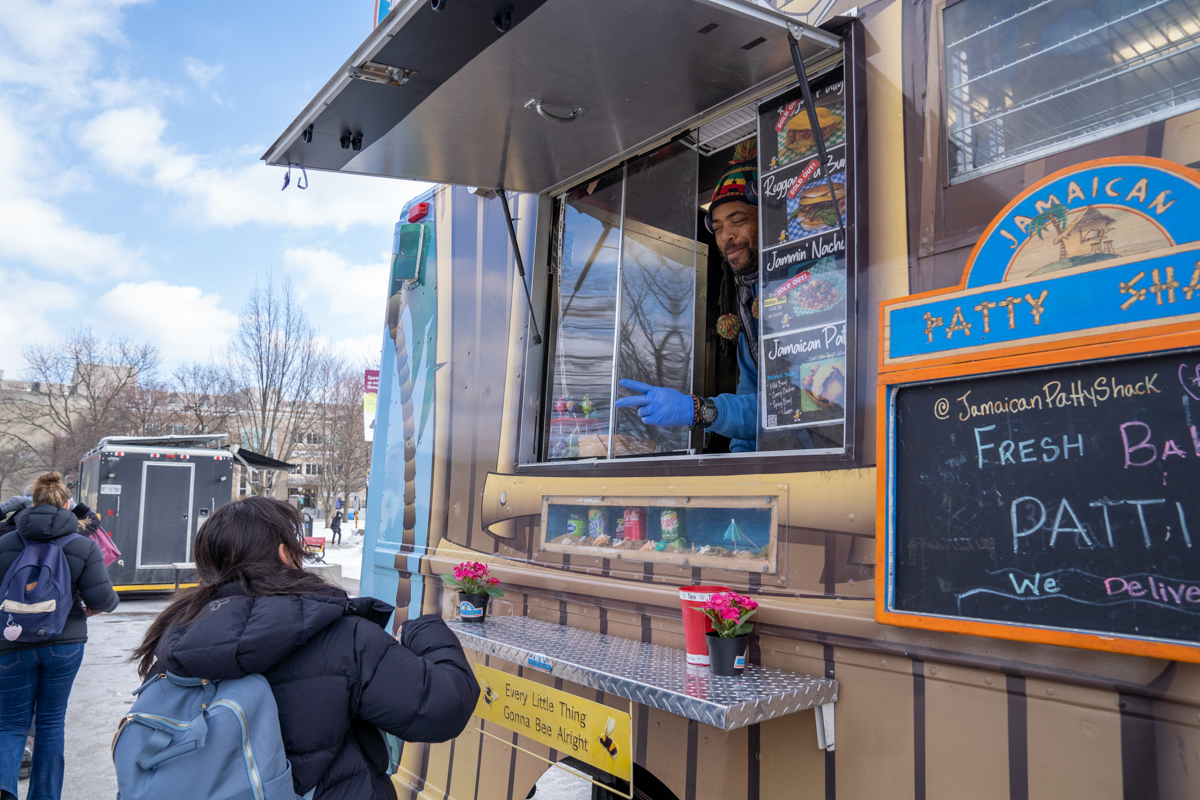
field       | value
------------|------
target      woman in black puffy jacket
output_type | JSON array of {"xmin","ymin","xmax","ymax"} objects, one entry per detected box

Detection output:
[
  {"xmin": 0, "ymin": 472, "xmax": 119, "ymax": 800},
  {"xmin": 132, "ymin": 496, "xmax": 479, "ymax": 800}
]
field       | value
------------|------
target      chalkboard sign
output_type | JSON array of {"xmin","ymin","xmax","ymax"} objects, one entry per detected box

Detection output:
[{"xmin": 887, "ymin": 348, "xmax": 1200, "ymax": 653}]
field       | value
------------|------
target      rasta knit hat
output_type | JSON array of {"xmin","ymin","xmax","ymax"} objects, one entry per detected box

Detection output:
[{"xmin": 709, "ymin": 139, "xmax": 758, "ymax": 212}]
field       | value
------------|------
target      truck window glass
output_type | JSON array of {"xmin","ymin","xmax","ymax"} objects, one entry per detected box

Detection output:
[
  {"xmin": 612, "ymin": 140, "xmax": 700, "ymax": 457},
  {"xmin": 545, "ymin": 168, "xmax": 623, "ymax": 460}
]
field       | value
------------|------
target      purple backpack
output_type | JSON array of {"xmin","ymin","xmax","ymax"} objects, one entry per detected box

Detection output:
[{"xmin": 1, "ymin": 533, "xmax": 81, "ymax": 642}]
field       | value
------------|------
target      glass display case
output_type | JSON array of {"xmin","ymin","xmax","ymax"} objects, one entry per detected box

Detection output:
[{"xmin": 540, "ymin": 494, "xmax": 779, "ymax": 573}]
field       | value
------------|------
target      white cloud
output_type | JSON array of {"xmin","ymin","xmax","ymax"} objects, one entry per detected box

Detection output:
[
  {"xmin": 0, "ymin": 268, "xmax": 81, "ymax": 373},
  {"xmin": 93, "ymin": 281, "xmax": 238, "ymax": 366},
  {"xmin": 184, "ymin": 58, "xmax": 222, "ymax": 90},
  {"xmin": 284, "ymin": 246, "xmax": 390, "ymax": 318},
  {"xmin": 0, "ymin": 195, "xmax": 140, "ymax": 280},
  {"xmin": 0, "ymin": 2, "xmax": 148, "ymax": 283},
  {"xmin": 0, "ymin": 0, "xmax": 148, "ymax": 106},
  {"xmin": 81, "ymin": 105, "xmax": 428, "ymax": 232},
  {"xmin": 326, "ymin": 334, "xmax": 384, "ymax": 369}
]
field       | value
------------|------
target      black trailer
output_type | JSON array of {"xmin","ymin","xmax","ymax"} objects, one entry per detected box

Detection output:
[{"xmin": 77, "ymin": 434, "xmax": 293, "ymax": 592}]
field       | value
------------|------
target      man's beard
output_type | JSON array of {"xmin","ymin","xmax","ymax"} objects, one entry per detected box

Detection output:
[{"xmin": 723, "ymin": 241, "xmax": 759, "ymax": 277}]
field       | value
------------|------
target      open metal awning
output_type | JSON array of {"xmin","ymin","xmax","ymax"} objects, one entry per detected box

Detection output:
[
  {"xmin": 228, "ymin": 445, "xmax": 295, "ymax": 471},
  {"xmin": 262, "ymin": 0, "xmax": 840, "ymax": 195}
]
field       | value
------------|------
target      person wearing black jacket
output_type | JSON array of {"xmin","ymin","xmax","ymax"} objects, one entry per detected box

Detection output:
[
  {"xmin": 0, "ymin": 472, "xmax": 119, "ymax": 800},
  {"xmin": 0, "ymin": 491, "xmax": 105, "ymax": 782},
  {"xmin": 330, "ymin": 509, "xmax": 343, "ymax": 545},
  {"xmin": 132, "ymin": 496, "xmax": 479, "ymax": 800}
]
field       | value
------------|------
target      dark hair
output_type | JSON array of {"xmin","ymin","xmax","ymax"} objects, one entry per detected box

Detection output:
[
  {"xmin": 31, "ymin": 472, "xmax": 70, "ymax": 508},
  {"xmin": 133, "ymin": 496, "xmax": 342, "ymax": 678}
]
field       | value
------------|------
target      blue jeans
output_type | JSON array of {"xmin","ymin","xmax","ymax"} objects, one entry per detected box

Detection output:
[{"xmin": 0, "ymin": 644, "xmax": 85, "ymax": 800}]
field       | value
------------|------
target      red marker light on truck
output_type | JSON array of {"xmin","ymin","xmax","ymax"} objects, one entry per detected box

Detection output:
[{"xmin": 408, "ymin": 202, "xmax": 429, "ymax": 222}]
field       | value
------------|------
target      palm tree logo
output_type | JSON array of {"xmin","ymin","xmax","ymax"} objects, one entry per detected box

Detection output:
[{"xmin": 1027, "ymin": 203, "xmax": 1069, "ymax": 263}]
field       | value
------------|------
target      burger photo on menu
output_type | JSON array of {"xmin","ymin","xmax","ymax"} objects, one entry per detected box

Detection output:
[
  {"xmin": 774, "ymin": 101, "xmax": 844, "ymax": 167},
  {"xmin": 785, "ymin": 174, "xmax": 846, "ymax": 242}
]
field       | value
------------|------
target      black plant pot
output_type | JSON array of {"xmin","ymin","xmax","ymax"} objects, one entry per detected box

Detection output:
[
  {"xmin": 458, "ymin": 592, "xmax": 489, "ymax": 622},
  {"xmin": 707, "ymin": 632, "xmax": 748, "ymax": 676}
]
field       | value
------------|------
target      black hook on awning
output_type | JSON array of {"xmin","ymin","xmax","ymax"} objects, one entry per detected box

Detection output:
[
  {"xmin": 786, "ymin": 26, "xmax": 845, "ymax": 237},
  {"xmin": 282, "ymin": 163, "xmax": 308, "ymax": 191},
  {"xmin": 498, "ymin": 190, "xmax": 543, "ymax": 346}
]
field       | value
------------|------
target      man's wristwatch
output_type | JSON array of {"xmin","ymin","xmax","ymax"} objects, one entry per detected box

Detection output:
[{"xmin": 691, "ymin": 396, "xmax": 718, "ymax": 429}]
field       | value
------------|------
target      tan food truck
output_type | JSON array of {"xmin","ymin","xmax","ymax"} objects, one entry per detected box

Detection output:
[{"xmin": 265, "ymin": 1, "xmax": 1200, "ymax": 797}]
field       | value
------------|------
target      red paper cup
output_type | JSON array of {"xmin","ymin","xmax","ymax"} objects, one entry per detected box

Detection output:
[{"xmin": 679, "ymin": 586, "xmax": 732, "ymax": 665}]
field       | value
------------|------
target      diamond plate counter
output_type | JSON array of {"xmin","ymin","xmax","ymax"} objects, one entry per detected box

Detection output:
[{"xmin": 447, "ymin": 616, "xmax": 838, "ymax": 746}]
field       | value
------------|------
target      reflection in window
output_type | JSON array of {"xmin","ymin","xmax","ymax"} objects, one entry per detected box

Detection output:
[
  {"xmin": 547, "ymin": 142, "xmax": 702, "ymax": 461},
  {"xmin": 546, "ymin": 169, "xmax": 623, "ymax": 460},
  {"xmin": 613, "ymin": 141, "xmax": 699, "ymax": 456},
  {"xmin": 945, "ymin": 0, "xmax": 1200, "ymax": 180}
]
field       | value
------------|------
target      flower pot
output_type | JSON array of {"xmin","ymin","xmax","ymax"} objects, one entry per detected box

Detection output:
[
  {"xmin": 458, "ymin": 592, "xmax": 489, "ymax": 622},
  {"xmin": 706, "ymin": 632, "xmax": 748, "ymax": 677}
]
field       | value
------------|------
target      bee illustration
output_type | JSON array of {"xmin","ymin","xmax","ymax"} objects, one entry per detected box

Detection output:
[
  {"xmin": 482, "ymin": 683, "xmax": 499, "ymax": 706},
  {"xmin": 598, "ymin": 717, "xmax": 618, "ymax": 758}
]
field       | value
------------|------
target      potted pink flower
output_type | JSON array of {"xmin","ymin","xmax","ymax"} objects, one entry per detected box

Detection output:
[
  {"xmin": 701, "ymin": 592, "xmax": 759, "ymax": 676},
  {"xmin": 441, "ymin": 561, "xmax": 503, "ymax": 622}
]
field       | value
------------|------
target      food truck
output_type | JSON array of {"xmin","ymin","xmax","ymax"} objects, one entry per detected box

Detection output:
[
  {"xmin": 265, "ymin": 1, "xmax": 1200, "ymax": 797},
  {"xmin": 77, "ymin": 434, "xmax": 293, "ymax": 591}
]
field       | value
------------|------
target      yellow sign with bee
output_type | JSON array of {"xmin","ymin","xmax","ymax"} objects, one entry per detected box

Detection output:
[{"xmin": 473, "ymin": 662, "xmax": 632, "ymax": 781}]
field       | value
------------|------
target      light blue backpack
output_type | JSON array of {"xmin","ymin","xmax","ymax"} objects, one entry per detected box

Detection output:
[{"xmin": 113, "ymin": 671, "xmax": 309, "ymax": 800}]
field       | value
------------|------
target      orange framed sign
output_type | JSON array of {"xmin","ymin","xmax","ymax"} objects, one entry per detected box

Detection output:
[{"xmin": 875, "ymin": 157, "xmax": 1200, "ymax": 663}]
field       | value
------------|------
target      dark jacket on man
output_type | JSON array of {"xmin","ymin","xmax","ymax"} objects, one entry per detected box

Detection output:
[
  {"xmin": 154, "ymin": 587, "xmax": 479, "ymax": 800},
  {"xmin": 0, "ymin": 504, "xmax": 120, "ymax": 654}
]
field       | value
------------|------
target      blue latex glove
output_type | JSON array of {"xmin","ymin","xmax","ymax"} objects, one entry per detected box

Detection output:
[{"xmin": 614, "ymin": 379, "xmax": 694, "ymax": 427}]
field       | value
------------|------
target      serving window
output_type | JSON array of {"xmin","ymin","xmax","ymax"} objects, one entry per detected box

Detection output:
[{"xmin": 531, "ymin": 51, "xmax": 863, "ymax": 467}]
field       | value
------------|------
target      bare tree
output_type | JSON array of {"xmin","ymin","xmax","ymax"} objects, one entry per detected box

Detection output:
[
  {"xmin": 0, "ymin": 328, "xmax": 160, "ymax": 474},
  {"xmin": 119, "ymin": 375, "xmax": 179, "ymax": 437},
  {"xmin": 310, "ymin": 363, "xmax": 372, "ymax": 515},
  {"xmin": 173, "ymin": 361, "xmax": 237, "ymax": 436},
  {"xmin": 0, "ymin": 441, "xmax": 37, "ymax": 498},
  {"xmin": 223, "ymin": 276, "xmax": 328, "ymax": 496}
]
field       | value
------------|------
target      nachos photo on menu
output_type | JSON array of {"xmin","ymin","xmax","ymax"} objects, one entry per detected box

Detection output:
[{"xmin": 761, "ymin": 255, "xmax": 846, "ymax": 336}]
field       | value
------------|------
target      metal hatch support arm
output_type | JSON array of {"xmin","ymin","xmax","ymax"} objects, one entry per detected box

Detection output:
[
  {"xmin": 499, "ymin": 190, "xmax": 543, "ymax": 346},
  {"xmin": 786, "ymin": 23, "xmax": 846, "ymax": 237}
]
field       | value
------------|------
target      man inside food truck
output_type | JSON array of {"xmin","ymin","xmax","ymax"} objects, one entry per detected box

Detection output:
[{"xmin": 616, "ymin": 142, "xmax": 763, "ymax": 452}]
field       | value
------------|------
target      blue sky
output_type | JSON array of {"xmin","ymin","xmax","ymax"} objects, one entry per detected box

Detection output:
[{"xmin": 0, "ymin": 0, "xmax": 428, "ymax": 375}]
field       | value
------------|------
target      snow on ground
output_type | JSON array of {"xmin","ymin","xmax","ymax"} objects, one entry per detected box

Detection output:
[
  {"xmin": 532, "ymin": 762, "xmax": 593, "ymax": 799},
  {"xmin": 308, "ymin": 520, "xmax": 365, "ymax": 581}
]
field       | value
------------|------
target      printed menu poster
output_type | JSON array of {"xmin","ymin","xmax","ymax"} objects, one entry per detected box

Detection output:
[{"xmin": 757, "ymin": 70, "xmax": 850, "ymax": 436}]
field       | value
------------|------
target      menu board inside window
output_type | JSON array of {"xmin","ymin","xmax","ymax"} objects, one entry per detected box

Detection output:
[{"xmin": 756, "ymin": 68, "xmax": 851, "ymax": 454}]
